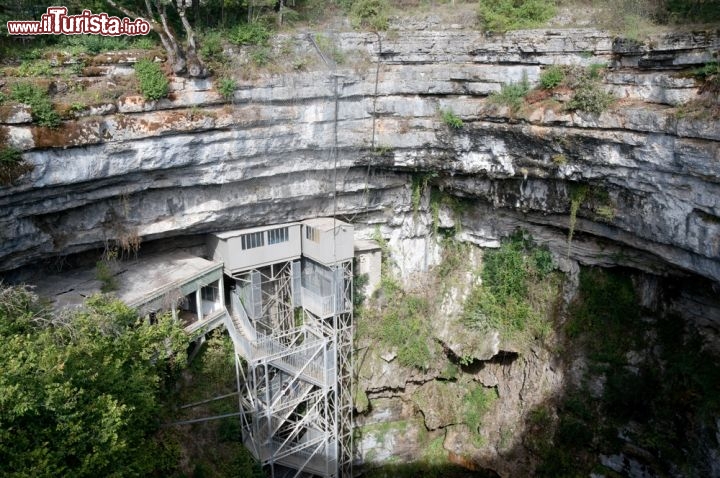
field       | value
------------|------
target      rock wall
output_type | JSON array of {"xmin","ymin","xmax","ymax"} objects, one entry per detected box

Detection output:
[
  {"xmin": 2, "ymin": 26, "xmax": 720, "ymax": 478},
  {"xmin": 1, "ymin": 28, "xmax": 718, "ymax": 285}
]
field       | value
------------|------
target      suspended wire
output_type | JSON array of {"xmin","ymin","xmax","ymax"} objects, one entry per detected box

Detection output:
[
  {"xmin": 364, "ymin": 32, "xmax": 383, "ymax": 218},
  {"xmin": 332, "ymin": 72, "xmax": 341, "ymax": 264}
]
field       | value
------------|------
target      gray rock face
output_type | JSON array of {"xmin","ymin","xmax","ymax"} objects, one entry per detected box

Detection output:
[
  {"xmin": 0, "ymin": 28, "xmax": 718, "ymax": 288},
  {"xmin": 1, "ymin": 27, "xmax": 718, "ymax": 478}
]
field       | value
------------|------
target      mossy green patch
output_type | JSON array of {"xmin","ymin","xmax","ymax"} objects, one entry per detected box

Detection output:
[{"xmin": 462, "ymin": 232, "xmax": 559, "ymax": 345}]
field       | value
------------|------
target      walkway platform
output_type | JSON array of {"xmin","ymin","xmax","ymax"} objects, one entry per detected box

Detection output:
[{"xmin": 32, "ymin": 250, "xmax": 223, "ymax": 316}]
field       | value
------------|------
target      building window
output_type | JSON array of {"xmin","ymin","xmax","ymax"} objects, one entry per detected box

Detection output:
[
  {"xmin": 201, "ymin": 284, "xmax": 219, "ymax": 302},
  {"xmin": 241, "ymin": 231, "xmax": 264, "ymax": 250},
  {"xmin": 305, "ymin": 226, "xmax": 320, "ymax": 243},
  {"xmin": 268, "ymin": 227, "xmax": 289, "ymax": 245}
]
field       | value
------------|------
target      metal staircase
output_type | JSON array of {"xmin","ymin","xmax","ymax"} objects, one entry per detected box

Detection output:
[{"xmin": 222, "ymin": 259, "xmax": 353, "ymax": 478}]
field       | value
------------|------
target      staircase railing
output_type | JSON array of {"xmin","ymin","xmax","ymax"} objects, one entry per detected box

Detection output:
[
  {"xmin": 231, "ymin": 292, "xmax": 257, "ymax": 341},
  {"xmin": 301, "ymin": 287, "xmax": 335, "ymax": 317},
  {"xmin": 227, "ymin": 292, "xmax": 327, "ymax": 385}
]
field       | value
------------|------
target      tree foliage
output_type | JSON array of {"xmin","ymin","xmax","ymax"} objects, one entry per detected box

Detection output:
[
  {"xmin": 104, "ymin": 0, "xmax": 208, "ymax": 77},
  {"xmin": 477, "ymin": 0, "xmax": 557, "ymax": 31},
  {"xmin": 0, "ymin": 285, "xmax": 188, "ymax": 477}
]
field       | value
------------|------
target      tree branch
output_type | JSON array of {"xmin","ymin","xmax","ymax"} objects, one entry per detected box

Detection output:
[
  {"xmin": 106, "ymin": 0, "xmax": 163, "ymax": 34},
  {"xmin": 105, "ymin": 0, "xmax": 142, "ymax": 22},
  {"xmin": 174, "ymin": 0, "xmax": 196, "ymax": 51}
]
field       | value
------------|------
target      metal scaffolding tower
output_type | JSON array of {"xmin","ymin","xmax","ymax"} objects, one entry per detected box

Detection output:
[{"xmin": 218, "ymin": 234, "xmax": 353, "ymax": 478}]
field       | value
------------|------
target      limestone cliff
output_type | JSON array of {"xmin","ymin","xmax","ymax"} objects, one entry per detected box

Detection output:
[
  {"xmin": 1, "ymin": 28, "xmax": 718, "ymax": 285},
  {"xmin": 1, "ymin": 25, "xmax": 720, "ymax": 478}
]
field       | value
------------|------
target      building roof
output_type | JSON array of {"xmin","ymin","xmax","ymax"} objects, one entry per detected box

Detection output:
[
  {"xmin": 212, "ymin": 221, "xmax": 300, "ymax": 239},
  {"xmin": 210, "ymin": 218, "xmax": 350, "ymax": 240},
  {"xmin": 33, "ymin": 251, "xmax": 222, "ymax": 311},
  {"xmin": 302, "ymin": 217, "xmax": 349, "ymax": 232},
  {"xmin": 354, "ymin": 239, "xmax": 382, "ymax": 252}
]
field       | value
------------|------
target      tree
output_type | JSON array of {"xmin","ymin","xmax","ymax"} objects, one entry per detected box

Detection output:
[
  {"xmin": 105, "ymin": 0, "xmax": 208, "ymax": 77},
  {"xmin": 0, "ymin": 285, "xmax": 188, "ymax": 477}
]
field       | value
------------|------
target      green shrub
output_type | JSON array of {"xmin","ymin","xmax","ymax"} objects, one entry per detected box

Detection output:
[
  {"xmin": 62, "ymin": 34, "xmax": 129, "ymax": 54},
  {"xmin": 463, "ymin": 385, "xmax": 497, "ymax": 433},
  {"xmin": 665, "ymin": 0, "xmax": 720, "ymax": 22},
  {"xmin": 0, "ymin": 147, "xmax": 33, "ymax": 186},
  {"xmin": 559, "ymin": 64, "xmax": 614, "ymax": 114},
  {"xmin": 441, "ymin": 109, "xmax": 464, "ymax": 129},
  {"xmin": 588, "ymin": 62, "xmax": 606, "ymax": 80},
  {"xmin": 250, "ymin": 47, "xmax": 272, "ymax": 66},
  {"xmin": 15, "ymin": 60, "xmax": 53, "ymax": 77},
  {"xmin": 70, "ymin": 59, "xmax": 85, "ymax": 76},
  {"xmin": 10, "ymin": 82, "xmax": 43, "ymax": 105},
  {"xmin": 95, "ymin": 260, "xmax": 118, "ymax": 292},
  {"xmin": 217, "ymin": 77, "xmax": 236, "ymax": 101},
  {"xmin": 134, "ymin": 59, "xmax": 169, "ymax": 101},
  {"xmin": 477, "ymin": 0, "xmax": 556, "ymax": 31},
  {"xmin": 9, "ymin": 82, "xmax": 61, "ymax": 128},
  {"xmin": 539, "ymin": 65, "xmax": 564, "ymax": 89},
  {"xmin": 133, "ymin": 36, "xmax": 157, "ymax": 50},
  {"xmin": 567, "ymin": 81, "xmax": 614, "ymax": 114},
  {"xmin": 490, "ymin": 72, "xmax": 531, "ymax": 112},
  {"xmin": 359, "ymin": 236, "xmax": 437, "ymax": 370},
  {"xmin": 0, "ymin": 286, "xmax": 188, "ymax": 477},
  {"xmin": 533, "ymin": 247, "xmax": 554, "ymax": 276},
  {"xmin": 33, "ymin": 102, "xmax": 62, "ymax": 127},
  {"xmin": 350, "ymin": 0, "xmax": 390, "ymax": 30},
  {"xmin": 462, "ymin": 232, "xmax": 556, "ymax": 342},
  {"xmin": 691, "ymin": 61, "xmax": 719, "ymax": 86},
  {"xmin": 229, "ymin": 23, "xmax": 271, "ymax": 46},
  {"xmin": 362, "ymin": 288, "xmax": 435, "ymax": 370},
  {"xmin": 69, "ymin": 102, "xmax": 86, "ymax": 113},
  {"xmin": 199, "ymin": 31, "xmax": 225, "ymax": 63}
]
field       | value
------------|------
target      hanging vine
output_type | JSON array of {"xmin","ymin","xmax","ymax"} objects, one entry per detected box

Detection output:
[{"xmin": 567, "ymin": 184, "xmax": 588, "ymax": 258}]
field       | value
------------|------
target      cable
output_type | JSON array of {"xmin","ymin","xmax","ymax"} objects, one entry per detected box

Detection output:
[{"xmin": 363, "ymin": 32, "xmax": 383, "ymax": 218}]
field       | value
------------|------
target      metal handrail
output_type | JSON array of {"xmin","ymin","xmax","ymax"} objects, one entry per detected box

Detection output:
[
  {"xmin": 268, "ymin": 434, "xmax": 327, "ymax": 462},
  {"xmin": 227, "ymin": 293, "xmax": 326, "ymax": 384},
  {"xmin": 301, "ymin": 287, "xmax": 335, "ymax": 317},
  {"xmin": 223, "ymin": 313, "xmax": 252, "ymax": 357},
  {"xmin": 231, "ymin": 292, "xmax": 257, "ymax": 340},
  {"xmin": 262, "ymin": 343, "xmax": 326, "ymax": 384}
]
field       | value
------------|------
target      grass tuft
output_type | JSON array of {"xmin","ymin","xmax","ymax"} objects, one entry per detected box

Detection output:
[
  {"xmin": 490, "ymin": 72, "xmax": 531, "ymax": 112},
  {"xmin": 539, "ymin": 65, "xmax": 564, "ymax": 89},
  {"xmin": 440, "ymin": 109, "xmax": 464, "ymax": 129}
]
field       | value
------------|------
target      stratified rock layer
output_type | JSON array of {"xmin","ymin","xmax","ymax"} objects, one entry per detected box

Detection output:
[
  {"xmin": 2, "ymin": 26, "xmax": 719, "ymax": 478},
  {"xmin": 1, "ymin": 28, "xmax": 719, "ymax": 284}
]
